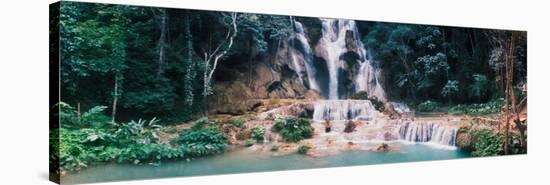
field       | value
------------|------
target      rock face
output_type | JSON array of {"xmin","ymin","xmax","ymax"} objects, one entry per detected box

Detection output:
[
  {"xmin": 455, "ymin": 126, "xmax": 473, "ymax": 151},
  {"xmin": 208, "ymin": 81, "xmax": 252, "ymax": 115},
  {"xmin": 257, "ymin": 101, "xmax": 315, "ymax": 119},
  {"xmin": 208, "ymin": 18, "xmax": 391, "ymax": 115}
]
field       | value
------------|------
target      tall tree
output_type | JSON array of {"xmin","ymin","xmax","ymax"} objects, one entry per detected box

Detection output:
[
  {"xmin": 156, "ymin": 8, "xmax": 168, "ymax": 77},
  {"xmin": 200, "ymin": 12, "xmax": 238, "ymax": 97},
  {"xmin": 183, "ymin": 12, "xmax": 196, "ymax": 110}
]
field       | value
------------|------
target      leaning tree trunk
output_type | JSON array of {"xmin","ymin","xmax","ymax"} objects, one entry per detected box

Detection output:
[
  {"xmin": 201, "ymin": 13, "xmax": 238, "ymax": 112},
  {"xmin": 111, "ymin": 74, "xmax": 121, "ymax": 124}
]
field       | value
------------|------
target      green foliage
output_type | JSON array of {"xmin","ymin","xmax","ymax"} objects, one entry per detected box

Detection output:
[
  {"xmin": 441, "ymin": 80, "xmax": 459, "ymax": 99},
  {"xmin": 58, "ymin": 102, "xmax": 110, "ymax": 127},
  {"xmin": 58, "ymin": 128, "xmax": 88, "ymax": 172},
  {"xmin": 297, "ymin": 145, "xmax": 310, "ymax": 154},
  {"xmin": 469, "ymin": 74, "xmax": 490, "ymax": 100},
  {"xmin": 244, "ymin": 139, "xmax": 255, "ymax": 147},
  {"xmin": 191, "ymin": 117, "xmax": 216, "ymax": 130},
  {"xmin": 363, "ymin": 22, "xmax": 522, "ymax": 105},
  {"xmin": 273, "ymin": 116, "xmax": 313, "ymax": 142},
  {"xmin": 177, "ymin": 128, "xmax": 227, "ymax": 157},
  {"xmin": 448, "ymin": 99, "xmax": 503, "ymax": 115},
  {"xmin": 416, "ymin": 100, "xmax": 442, "ymax": 112},
  {"xmin": 57, "ymin": 115, "xmax": 166, "ymax": 172},
  {"xmin": 56, "ymin": 102, "xmax": 229, "ymax": 172},
  {"xmin": 471, "ymin": 129, "xmax": 503, "ymax": 157},
  {"xmin": 270, "ymin": 145, "xmax": 279, "ymax": 152},
  {"xmin": 414, "ymin": 52, "xmax": 450, "ymax": 93},
  {"xmin": 231, "ymin": 119, "xmax": 246, "ymax": 128},
  {"xmin": 250, "ymin": 127, "xmax": 265, "ymax": 141}
]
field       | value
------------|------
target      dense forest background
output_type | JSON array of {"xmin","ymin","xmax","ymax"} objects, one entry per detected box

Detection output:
[{"xmin": 54, "ymin": 2, "xmax": 527, "ymax": 124}]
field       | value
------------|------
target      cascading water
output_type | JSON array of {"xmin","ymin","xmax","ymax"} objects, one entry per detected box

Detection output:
[
  {"xmin": 312, "ymin": 100, "xmax": 378, "ymax": 121},
  {"xmin": 399, "ymin": 122, "xmax": 458, "ymax": 147},
  {"xmin": 284, "ymin": 19, "xmax": 459, "ymax": 150},
  {"xmin": 288, "ymin": 18, "xmax": 386, "ymax": 100},
  {"xmin": 289, "ymin": 20, "xmax": 320, "ymax": 90},
  {"xmin": 315, "ymin": 19, "xmax": 345, "ymax": 99}
]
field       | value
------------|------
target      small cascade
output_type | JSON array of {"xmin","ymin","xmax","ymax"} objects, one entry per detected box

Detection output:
[
  {"xmin": 312, "ymin": 100, "xmax": 378, "ymax": 121},
  {"xmin": 399, "ymin": 122, "xmax": 458, "ymax": 147},
  {"xmin": 390, "ymin": 102, "xmax": 411, "ymax": 114}
]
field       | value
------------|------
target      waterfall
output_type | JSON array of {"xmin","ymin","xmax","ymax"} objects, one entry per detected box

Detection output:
[
  {"xmin": 311, "ymin": 19, "xmax": 386, "ymax": 100},
  {"xmin": 312, "ymin": 100, "xmax": 378, "ymax": 121},
  {"xmin": 315, "ymin": 19, "xmax": 344, "ymax": 99},
  {"xmin": 399, "ymin": 122, "xmax": 458, "ymax": 147},
  {"xmin": 289, "ymin": 20, "xmax": 320, "ymax": 91},
  {"xmin": 356, "ymin": 61, "xmax": 387, "ymax": 102}
]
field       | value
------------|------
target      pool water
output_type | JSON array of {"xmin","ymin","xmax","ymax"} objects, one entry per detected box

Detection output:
[{"xmin": 61, "ymin": 143, "xmax": 470, "ymax": 184}]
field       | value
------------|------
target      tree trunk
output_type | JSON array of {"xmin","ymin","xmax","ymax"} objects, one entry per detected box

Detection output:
[
  {"xmin": 157, "ymin": 9, "xmax": 167, "ymax": 77},
  {"xmin": 202, "ymin": 12, "xmax": 238, "ymax": 98},
  {"xmin": 398, "ymin": 53, "xmax": 417, "ymax": 101},
  {"xmin": 468, "ymin": 29, "xmax": 475, "ymax": 57},
  {"xmin": 77, "ymin": 102, "xmax": 81, "ymax": 125},
  {"xmin": 504, "ymin": 32, "xmax": 516, "ymax": 155},
  {"xmin": 111, "ymin": 75, "xmax": 120, "ymax": 124}
]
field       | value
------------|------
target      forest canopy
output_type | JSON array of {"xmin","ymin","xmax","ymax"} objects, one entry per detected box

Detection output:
[{"xmin": 55, "ymin": 2, "xmax": 527, "ymax": 124}]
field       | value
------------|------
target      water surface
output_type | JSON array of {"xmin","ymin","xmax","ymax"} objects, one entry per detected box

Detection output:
[{"xmin": 62, "ymin": 143, "xmax": 469, "ymax": 184}]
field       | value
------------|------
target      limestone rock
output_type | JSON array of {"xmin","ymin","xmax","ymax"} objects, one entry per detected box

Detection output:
[
  {"xmin": 456, "ymin": 126, "xmax": 473, "ymax": 151},
  {"xmin": 207, "ymin": 81, "xmax": 252, "ymax": 115}
]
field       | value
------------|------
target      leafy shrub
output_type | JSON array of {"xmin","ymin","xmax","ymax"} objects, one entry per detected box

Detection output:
[
  {"xmin": 191, "ymin": 117, "xmax": 215, "ymax": 130},
  {"xmin": 58, "ymin": 128, "xmax": 89, "ymax": 172},
  {"xmin": 58, "ymin": 116, "xmax": 170, "ymax": 171},
  {"xmin": 471, "ymin": 129, "xmax": 503, "ymax": 157},
  {"xmin": 244, "ymin": 139, "xmax": 255, "ymax": 147},
  {"xmin": 270, "ymin": 145, "xmax": 279, "ymax": 151},
  {"xmin": 58, "ymin": 102, "xmax": 110, "ymax": 127},
  {"xmin": 417, "ymin": 100, "xmax": 442, "ymax": 112},
  {"xmin": 273, "ymin": 116, "xmax": 313, "ymax": 142},
  {"xmin": 56, "ymin": 103, "xmax": 230, "ymax": 173},
  {"xmin": 231, "ymin": 119, "xmax": 246, "ymax": 128},
  {"xmin": 178, "ymin": 128, "xmax": 226, "ymax": 153},
  {"xmin": 448, "ymin": 99, "xmax": 503, "ymax": 115},
  {"xmin": 297, "ymin": 145, "xmax": 310, "ymax": 154},
  {"xmin": 250, "ymin": 127, "xmax": 265, "ymax": 141}
]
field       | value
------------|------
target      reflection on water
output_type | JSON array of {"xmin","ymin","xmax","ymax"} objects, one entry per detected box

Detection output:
[{"xmin": 62, "ymin": 144, "xmax": 469, "ymax": 184}]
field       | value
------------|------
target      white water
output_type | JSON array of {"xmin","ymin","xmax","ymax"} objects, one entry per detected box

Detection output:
[
  {"xmin": 288, "ymin": 18, "xmax": 387, "ymax": 100},
  {"xmin": 315, "ymin": 19, "xmax": 345, "ymax": 99},
  {"xmin": 289, "ymin": 20, "xmax": 320, "ymax": 90},
  {"xmin": 390, "ymin": 102, "xmax": 412, "ymax": 114},
  {"xmin": 312, "ymin": 100, "xmax": 378, "ymax": 121},
  {"xmin": 290, "ymin": 19, "xmax": 457, "ymax": 148},
  {"xmin": 399, "ymin": 122, "xmax": 458, "ymax": 147}
]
